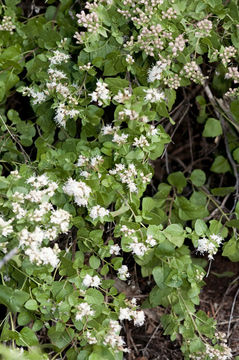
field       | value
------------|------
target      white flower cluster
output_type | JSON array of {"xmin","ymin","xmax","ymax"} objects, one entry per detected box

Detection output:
[
  {"xmin": 133, "ymin": 135, "xmax": 149, "ymax": 148},
  {"xmin": 25, "ymin": 174, "xmax": 58, "ymax": 203},
  {"xmin": 89, "ymin": 205, "xmax": 109, "ymax": 220},
  {"xmin": 50, "ymin": 209, "xmax": 71, "ymax": 233},
  {"xmin": 129, "ymin": 236, "xmax": 148, "ymax": 256},
  {"xmin": 147, "ymin": 61, "xmax": 168, "ymax": 82},
  {"xmin": 104, "ymin": 320, "xmax": 128, "ymax": 353},
  {"xmin": 63, "ymin": 178, "xmax": 91, "ymax": 206},
  {"xmin": 82, "ymin": 274, "xmax": 101, "ymax": 288},
  {"xmin": 53, "ymin": 103, "xmax": 80, "ymax": 127},
  {"xmin": 119, "ymin": 298, "xmax": 145, "ymax": 326},
  {"xmin": 190, "ymin": 333, "xmax": 232, "ymax": 360},
  {"xmin": 113, "ymin": 88, "xmax": 132, "ymax": 103},
  {"xmin": 75, "ymin": 302, "xmax": 95, "ymax": 321},
  {"xmin": 89, "ymin": 80, "xmax": 111, "ymax": 106},
  {"xmin": 118, "ymin": 108, "xmax": 139, "ymax": 121},
  {"xmin": 79, "ymin": 62, "xmax": 92, "ymax": 71},
  {"xmin": 125, "ymin": 54, "xmax": 134, "ymax": 64},
  {"xmin": 49, "ymin": 50, "xmax": 70, "ymax": 66},
  {"xmin": 122, "ymin": 228, "xmax": 157, "ymax": 256},
  {"xmin": 113, "ymin": 132, "xmax": 129, "ymax": 145},
  {"xmin": 77, "ymin": 154, "xmax": 104, "ymax": 170},
  {"xmin": 144, "ymin": 88, "xmax": 165, "ymax": 102},
  {"xmin": 22, "ymin": 87, "xmax": 47, "ymax": 105},
  {"xmin": 117, "ymin": 265, "xmax": 130, "ymax": 280},
  {"xmin": 197, "ymin": 234, "xmax": 223, "ymax": 260},
  {"xmin": 3, "ymin": 174, "xmax": 72, "ymax": 268},
  {"xmin": 85, "ymin": 331, "xmax": 97, "ymax": 345},
  {"xmin": 22, "ymin": 49, "xmax": 81, "ymax": 128},
  {"xmin": 101, "ymin": 124, "xmax": 119, "ymax": 135},
  {"xmin": 110, "ymin": 244, "xmax": 121, "ymax": 255},
  {"xmin": 0, "ymin": 217, "xmax": 13, "ymax": 237},
  {"xmin": 0, "ymin": 16, "xmax": 16, "ymax": 34},
  {"xmin": 109, "ymin": 163, "xmax": 138, "ymax": 192}
]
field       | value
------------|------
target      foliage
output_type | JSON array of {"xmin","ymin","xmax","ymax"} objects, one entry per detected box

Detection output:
[{"xmin": 0, "ymin": 0, "xmax": 239, "ymax": 359}]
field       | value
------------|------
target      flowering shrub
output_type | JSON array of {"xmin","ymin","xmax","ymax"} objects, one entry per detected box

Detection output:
[{"xmin": 0, "ymin": 0, "xmax": 239, "ymax": 359}]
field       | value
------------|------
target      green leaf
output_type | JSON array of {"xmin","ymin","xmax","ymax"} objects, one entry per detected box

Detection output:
[
  {"xmin": 190, "ymin": 169, "xmax": 206, "ymax": 186},
  {"xmin": 24, "ymin": 299, "xmax": 38, "ymax": 311},
  {"xmin": 17, "ymin": 327, "xmax": 39, "ymax": 347},
  {"xmin": 210, "ymin": 156, "xmax": 231, "ymax": 173},
  {"xmin": 104, "ymin": 77, "xmax": 129, "ymax": 93},
  {"xmin": 195, "ymin": 219, "xmax": 208, "ymax": 236},
  {"xmin": 17, "ymin": 311, "xmax": 33, "ymax": 326},
  {"xmin": 202, "ymin": 118, "xmax": 222, "ymax": 137},
  {"xmin": 89, "ymin": 346, "xmax": 115, "ymax": 360},
  {"xmin": 0, "ymin": 286, "xmax": 29, "ymax": 313},
  {"xmin": 85, "ymin": 289, "xmax": 104, "ymax": 304},
  {"xmin": 89, "ymin": 256, "xmax": 101, "ymax": 269},
  {"xmin": 211, "ymin": 187, "xmax": 235, "ymax": 196},
  {"xmin": 233, "ymin": 148, "xmax": 239, "ymax": 163},
  {"xmin": 152, "ymin": 266, "xmax": 164, "ymax": 287},
  {"xmin": 0, "ymin": 81, "xmax": 6, "ymax": 102},
  {"xmin": 48, "ymin": 326, "xmax": 74, "ymax": 349},
  {"xmin": 223, "ymin": 237, "xmax": 239, "ymax": 261},
  {"xmin": 163, "ymin": 224, "xmax": 185, "ymax": 247}
]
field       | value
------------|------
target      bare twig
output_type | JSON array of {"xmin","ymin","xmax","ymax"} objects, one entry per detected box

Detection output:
[
  {"xmin": 227, "ymin": 286, "xmax": 239, "ymax": 338},
  {"xmin": 0, "ymin": 115, "xmax": 31, "ymax": 163},
  {"xmin": 0, "ymin": 248, "xmax": 18, "ymax": 270},
  {"xmin": 202, "ymin": 78, "xmax": 239, "ymax": 213},
  {"xmin": 142, "ymin": 324, "xmax": 161, "ymax": 355}
]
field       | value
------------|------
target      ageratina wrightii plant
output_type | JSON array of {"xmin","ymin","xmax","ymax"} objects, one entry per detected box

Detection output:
[{"xmin": 0, "ymin": 0, "xmax": 239, "ymax": 359}]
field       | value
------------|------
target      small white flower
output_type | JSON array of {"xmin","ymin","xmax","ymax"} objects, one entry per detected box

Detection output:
[
  {"xmin": 126, "ymin": 54, "xmax": 134, "ymax": 64},
  {"xmin": 118, "ymin": 265, "xmax": 130, "ymax": 280},
  {"xmin": 129, "ymin": 237, "xmax": 148, "ymax": 256},
  {"xmin": 63, "ymin": 178, "xmax": 91, "ymax": 207},
  {"xmin": 112, "ymin": 133, "xmax": 129, "ymax": 144},
  {"xmin": 89, "ymin": 205, "xmax": 109, "ymax": 220},
  {"xmin": 146, "ymin": 235, "xmax": 157, "ymax": 247},
  {"xmin": 132, "ymin": 310, "xmax": 145, "ymax": 326},
  {"xmin": 119, "ymin": 307, "xmax": 131, "ymax": 321},
  {"xmin": 148, "ymin": 62, "xmax": 167, "ymax": 82},
  {"xmin": 0, "ymin": 217, "xmax": 13, "ymax": 237},
  {"xmin": 82, "ymin": 274, "xmax": 101, "ymax": 288},
  {"xmin": 144, "ymin": 88, "xmax": 165, "ymax": 103},
  {"xmin": 110, "ymin": 244, "xmax": 121, "ymax": 255},
  {"xmin": 75, "ymin": 302, "xmax": 95, "ymax": 321},
  {"xmin": 82, "ymin": 274, "xmax": 92, "ymax": 287},
  {"xmin": 50, "ymin": 50, "xmax": 70, "ymax": 65}
]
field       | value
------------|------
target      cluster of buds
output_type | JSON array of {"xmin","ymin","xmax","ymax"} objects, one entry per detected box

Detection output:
[
  {"xmin": 182, "ymin": 61, "xmax": 206, "ymax": 84},
  {"xmin": 163, "ymin": 73, "xmax": 181, "ymax": 89},
  {"xmin": 76, "ymin": 11, "xmax": 100, "ymax": 33},
  {"xmin": 162, "ymin": 7, "xmax": 177, "ymax": 20},
  {"xmin": 225, "ymin": 87, "xmax": 239, "ymax": 98},
  {"xmin": 0, "ymin": 16, "xmax": 16, "ymax": 34},
  {"xmin": 195, "ymin": 18, "xmax": 212, "ymax": 37},
  {"xmin": 169, "ymin": 34, "xmax": 186, "ymax": 56},
  {"xmin": 220, "ymin": 46, "xmax": 237, "ymax": 66},
  {"xmin": 225, "ymin": 66, "xmax": 239, "ymax": 83},
  {"xmin": 124, "ymin": 25, "xmax": 164, "ymax": 57}
]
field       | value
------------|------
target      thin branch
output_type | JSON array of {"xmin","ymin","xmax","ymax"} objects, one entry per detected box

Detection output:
[{"xmin": 0, "ymin": 248, "xmax": 18, "ymax": 270}]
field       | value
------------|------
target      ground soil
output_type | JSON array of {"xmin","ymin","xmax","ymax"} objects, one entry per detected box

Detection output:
[{"xmin": 125, "ymin": 255, "xmax": 239, "ymax": 359}]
